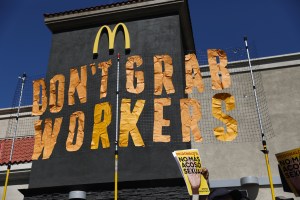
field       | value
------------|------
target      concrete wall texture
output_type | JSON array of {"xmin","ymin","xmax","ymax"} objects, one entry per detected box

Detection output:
[
  {"xmin": 0, "ymin": 185, "xmax": 28, "ymax": 200},
  {"xmin": 190, "ymin": 57, "xmax": 300, "ymax": 200}
]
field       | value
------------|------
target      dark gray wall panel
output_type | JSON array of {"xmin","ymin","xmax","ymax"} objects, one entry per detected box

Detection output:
[{"xmin": 29, "ymin": 15, "xmax": 190, "ymax": 188}]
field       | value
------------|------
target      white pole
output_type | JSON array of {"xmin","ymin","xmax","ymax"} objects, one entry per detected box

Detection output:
[
  {"xmin": 2, "ymin": 73, "xmax": 26, "ymax": 200},
  {"xmin": 114, "ymin": 53, "xmax": 120, "ymax": 200},
  {"xmin": 244, "ymin": 37, "xmax": 275, "ymax": 200}
]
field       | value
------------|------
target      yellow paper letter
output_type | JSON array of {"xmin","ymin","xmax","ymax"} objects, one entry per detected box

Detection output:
[
  {"xmin": 32, "ymin": 79, "xmax": 47, "ymax": 116},
  {"xmin": 49, "ymin": 74, "xmax": 65, "ymax": 113},
  {"xmin": 91, "ymin": 102, "xmax": 112, "ymax": 149},
  {"xmin": 32, "ymin": 117, "xmax": 63, "ymax": 160},
  {"xmin": 68, "ymin": 65, "xmax": 87, "ymax": 105},
  {"xmin": 212, "ymin": 93, "xmax": 237, "ymax": 141},
  {"xmin": 185, "ymin": 53, "xmax": 204, "ymax": 94},
  {"xmin": 90, "ymin": 63, "xmax": 97, "ymax": 75},
  {"xmin": 207, "ymin": 49, "xmax": 231, "ymax": 90},
  {"xmin": 126, "ymin": 55, "xmax": 144, "ymax": 94},
  {"xmin": 66, "ymin": 111, "xmax": 85, "ymax": 152},
  {"xmin": 98, "ymin": 60, "xmax": 112, "ymax": 99},
  {"xmin": 119, "ymin": 99, "xmax": 145, "ymax": 147},
  {"xmin": 153, "ymin": 98, "xmax": 171, "ymax": 142},
  {"xmin": 153, "ymin": 55, "xmax": 175, "ymax": 95},
  {"xmin": 180, "ymin": 98, "xmax": 202, "ymax": 142}
]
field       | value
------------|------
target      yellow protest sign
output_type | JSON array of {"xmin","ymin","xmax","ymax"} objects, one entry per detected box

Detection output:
[
  {"xmin": 173, "ymin": 149, "xmax": 210, "ymax": 196},
  {"xmin": 276, "ymin": 147, "xmax": 300, "ymax": 197}
]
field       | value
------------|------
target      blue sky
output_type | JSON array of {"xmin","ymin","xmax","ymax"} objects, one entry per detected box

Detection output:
[{"xmin": 0, "ymin": 0, "xmax": 299, "ymax": 108}]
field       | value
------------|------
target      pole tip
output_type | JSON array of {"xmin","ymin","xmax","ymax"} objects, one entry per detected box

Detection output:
[
  {"xmin": 19, "ymin": 73, "xmax": 26, "ymax": 80},
  {"xmin": 244, "ymin": 36, "xmax": 247, "ymax": 41},
  {"xmin": 117, "ymin": 53, "xmax": 120, "ymax": 59}
]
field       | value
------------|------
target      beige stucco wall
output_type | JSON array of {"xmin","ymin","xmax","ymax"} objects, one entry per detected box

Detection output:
[
  {"xmin": 0, "ymin": 111, "xmax": 37, "ymax": 139},
  {"xmin": 0, "ymin": 185, "xmax": 28, "ymax": 200},
  {"xmin": 191, "ymin": 65, "xmax": 300, "ymax": 199}
]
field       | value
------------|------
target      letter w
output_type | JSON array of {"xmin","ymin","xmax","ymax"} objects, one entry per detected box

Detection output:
[{"xmin": 32, "ymin": 118, "xmax": 63, "ymax": 160}]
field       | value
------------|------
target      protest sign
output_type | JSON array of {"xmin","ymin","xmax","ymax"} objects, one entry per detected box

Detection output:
[
  {"xmin": 173, "ymin": 149, "xmax": 210, "ymax": 196},
  {"xmin": 276, "ymin": 147, "xmax": 300, "ymax": 197}
]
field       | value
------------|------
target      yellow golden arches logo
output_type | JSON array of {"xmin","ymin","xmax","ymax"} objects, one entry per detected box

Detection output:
[{"xmin": 93, "ymin": 23, "xmax": 130, "ymax": 56}]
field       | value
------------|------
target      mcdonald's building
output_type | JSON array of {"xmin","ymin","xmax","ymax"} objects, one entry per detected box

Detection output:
[{"xmin": 0, "ymin": 0, "xmax": 300, "ymax": 199}]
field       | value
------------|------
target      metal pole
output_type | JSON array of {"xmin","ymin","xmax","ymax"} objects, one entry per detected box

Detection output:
[
  {"xmin": 114, "ymin": 53, "xmax": 120, "ymax": 200},
  {"xmin": 244, "ymin": 37, "xmax": 276, "ymax": 200},
  {"xmin": 2, "ymin": 73, "xmax": 26, "ymax": 200}
]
